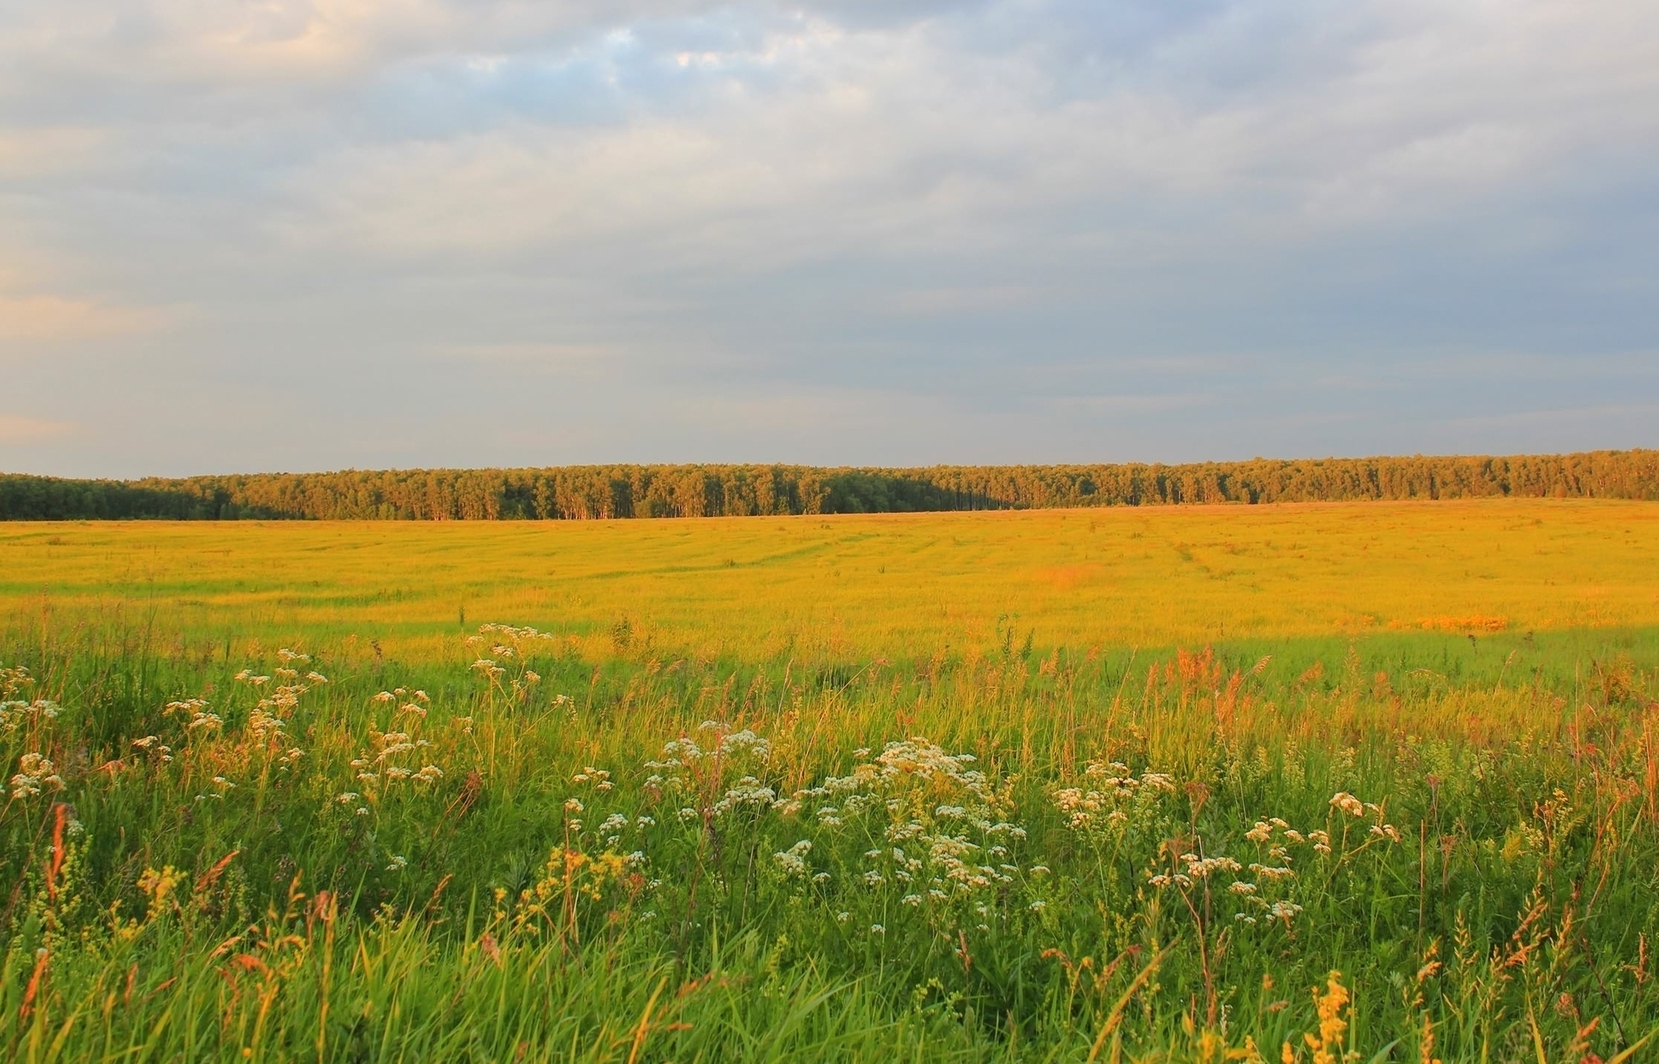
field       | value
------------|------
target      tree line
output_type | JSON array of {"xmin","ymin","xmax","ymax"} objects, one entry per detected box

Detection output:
[{"xmin": 2, "ymin": 450, "xmax": 1655, "ymax": 521}]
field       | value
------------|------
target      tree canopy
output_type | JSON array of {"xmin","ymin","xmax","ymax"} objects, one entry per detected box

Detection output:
[{"xmin": 3, "ymin": 450, "xmax": 1655, "ymax": 521}]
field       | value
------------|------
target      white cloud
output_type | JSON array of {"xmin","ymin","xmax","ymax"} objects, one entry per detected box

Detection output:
[{"xmin": 0, "ymin": 0, "xmax": 1654, "ymax": 474}]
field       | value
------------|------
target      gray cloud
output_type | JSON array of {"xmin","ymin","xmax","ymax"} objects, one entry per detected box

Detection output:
[{"xmin": 0, "ymin": 0, "xmax": 1655, "ymax": 476}]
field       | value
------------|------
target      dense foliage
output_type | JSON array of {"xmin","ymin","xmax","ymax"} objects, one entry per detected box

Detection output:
[{"xmin": 4, "ymin": 449, "xmax": 1657, "ymax": 520}]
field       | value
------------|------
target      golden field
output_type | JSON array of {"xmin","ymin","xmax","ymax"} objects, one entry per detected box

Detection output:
[{"xmin": 2, "ymin": 498, "xmax": 1655, "ymax": 658}]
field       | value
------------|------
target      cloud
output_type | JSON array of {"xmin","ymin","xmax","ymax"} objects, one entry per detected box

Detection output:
[
  {"xmin": 0, "ymin": 0, "xmax": 1654, "ymax": 475},
  {"xmin": 0, "ymin": 414, "xmax": 75, "ymax": 442},
  {"xmin": 0, "ymin": 289, "xmax": 170, "ymax": 343}
]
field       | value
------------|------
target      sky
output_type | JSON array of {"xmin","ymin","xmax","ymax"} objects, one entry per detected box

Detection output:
[{"xmin": 1, "ymin": 0, "xmax": 1656, "ymax": 478}]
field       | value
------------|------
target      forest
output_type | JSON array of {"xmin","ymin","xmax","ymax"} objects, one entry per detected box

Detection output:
[{"xmin": 2, "ymin": 449, "xmax": 1656, "ymax": 520}]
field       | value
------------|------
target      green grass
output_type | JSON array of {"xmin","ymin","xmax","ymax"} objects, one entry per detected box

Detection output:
[{"xmin": 3, "ymin": 504, "xmax": 1659, "ymax": 1060}]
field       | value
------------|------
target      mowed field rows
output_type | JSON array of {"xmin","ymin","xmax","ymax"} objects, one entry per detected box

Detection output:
[{"xmin": 3, "ymin": 499, "xmax": 1657, "ymax": 659}]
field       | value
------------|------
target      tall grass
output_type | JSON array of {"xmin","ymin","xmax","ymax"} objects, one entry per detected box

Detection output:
[{"xmin": 3, "ymin": 618, "xmax": 1657, "ymax": 1061}]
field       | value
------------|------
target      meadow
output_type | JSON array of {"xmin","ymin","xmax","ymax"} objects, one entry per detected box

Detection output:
[{"xmin": 2, "ymin": 500, "xmax": 1657, "ymax": 1061}]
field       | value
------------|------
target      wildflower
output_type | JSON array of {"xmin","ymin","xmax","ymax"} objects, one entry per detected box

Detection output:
[
  {"xmin": 306, "ymin": 672, "xmax": 328, "ymax": 684},
  {"xmin": 563, "ymin": 797, "xmax": 584, "ymax": 813},
  {"xmin": 247, "ymin": 708, "xmax": 285, "ymax": 741},
  {"xmin": 870, "ymin": 924, "xmax": 885, "ymax": 935},
  {"xmin": 414, "ymin": 765, "xmax": 444, "ymax": 784},
  {"xmin": 714, "ymin": 777, "xmax": 776, "ymax": 814},
  {"xmin": 1305, "ymin": 971, "xmax": 1350, "ymax": 1064},
  {"xmin": 337, "ymin": 792, "xmax": 361, "ymax": 804},
  {"xmin": 1029, "ymin": 899, "xmax": 1047, "ymax": 912},
  {"xmin": 10, "ymin": 753, "xmax": 65, "ymax": 799},
  {"xmin": 386, "ymin": 855, "xmax": 408, "ymax": 872},
  {"xmin": 1182, "ymin": 854, "xmax": 1243, "ymax": 878},
  {"xmin": 1330, "ymin": 793, "xmax": 1365, "ymax": 818},
  {"xmin": 1139, "ymin": 772, "xmax": 1176, "ymax": 793},
  {"xmin": 1268, "ymin": 900, "xmax": 1304, "ymax": 924},
  {"xmin": 774, "ymin": 840, "xmax": 813, "ymax": 878},
  {"xmin": 572, "ymin": 767, "xmax": 613, "ymax": 790}
]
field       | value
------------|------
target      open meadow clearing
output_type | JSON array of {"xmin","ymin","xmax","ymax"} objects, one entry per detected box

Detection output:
[{"xmin": 2, "ymin": 500, "xmax": 1659, "ymax": 1061}]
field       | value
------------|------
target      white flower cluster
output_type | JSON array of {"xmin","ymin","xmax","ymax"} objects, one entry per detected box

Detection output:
[
  {"xmin": 0, "ymin": 698, "xmax": 61, "ymax": 731},
  {"xmin": 644, "ymin": 723, "xmax": 773, "ymax": 794},
  {"xmin": 1051, "ymin": 760, "xmax": 1178, "ymax": 835},
  {"xmin": 475, "ymin": 623, "xmax": 558, "ymax": 643},
  {"xmin": 786, "ymin": 739, "xmax": 1031, "ymax": 905},
  {"xmin": 347, "ymin": 725, "xmax": 442, "ymax": 791},
  {"xmin": 714, "ymin": 776, "xmax": 777, "ymax": 815},
  {"xmin": 774, "ymin": 839, "xmax": 813, "ymax": 878},
  {"xmin": 131, "ymin": 735, "xmax": 174, "ymax": 763},
  {"xmin": 10, "ymin": 752, "xmax": 64, "ymax": 800},
  {"xmin": 167, "ymin": 699, "xmax": 222, "ymax": 733},
  {"xmin": 572, "ymin": 766, "xmax": 614, "ymax": 791}
]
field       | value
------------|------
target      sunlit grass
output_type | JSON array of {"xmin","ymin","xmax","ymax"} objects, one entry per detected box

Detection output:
[
  {"xmin": 2, "ymin": 501, "xmax": 1658, "ymax": 1060},
  {"xmin": 3, "ymin": 499, "xmax": 1657, "ymax": 660}
]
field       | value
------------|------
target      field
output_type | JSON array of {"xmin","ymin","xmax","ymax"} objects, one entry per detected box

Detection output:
[{"xmin": 2, "ymin": 500, "xmax": 1658, "ymax": 1061}]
